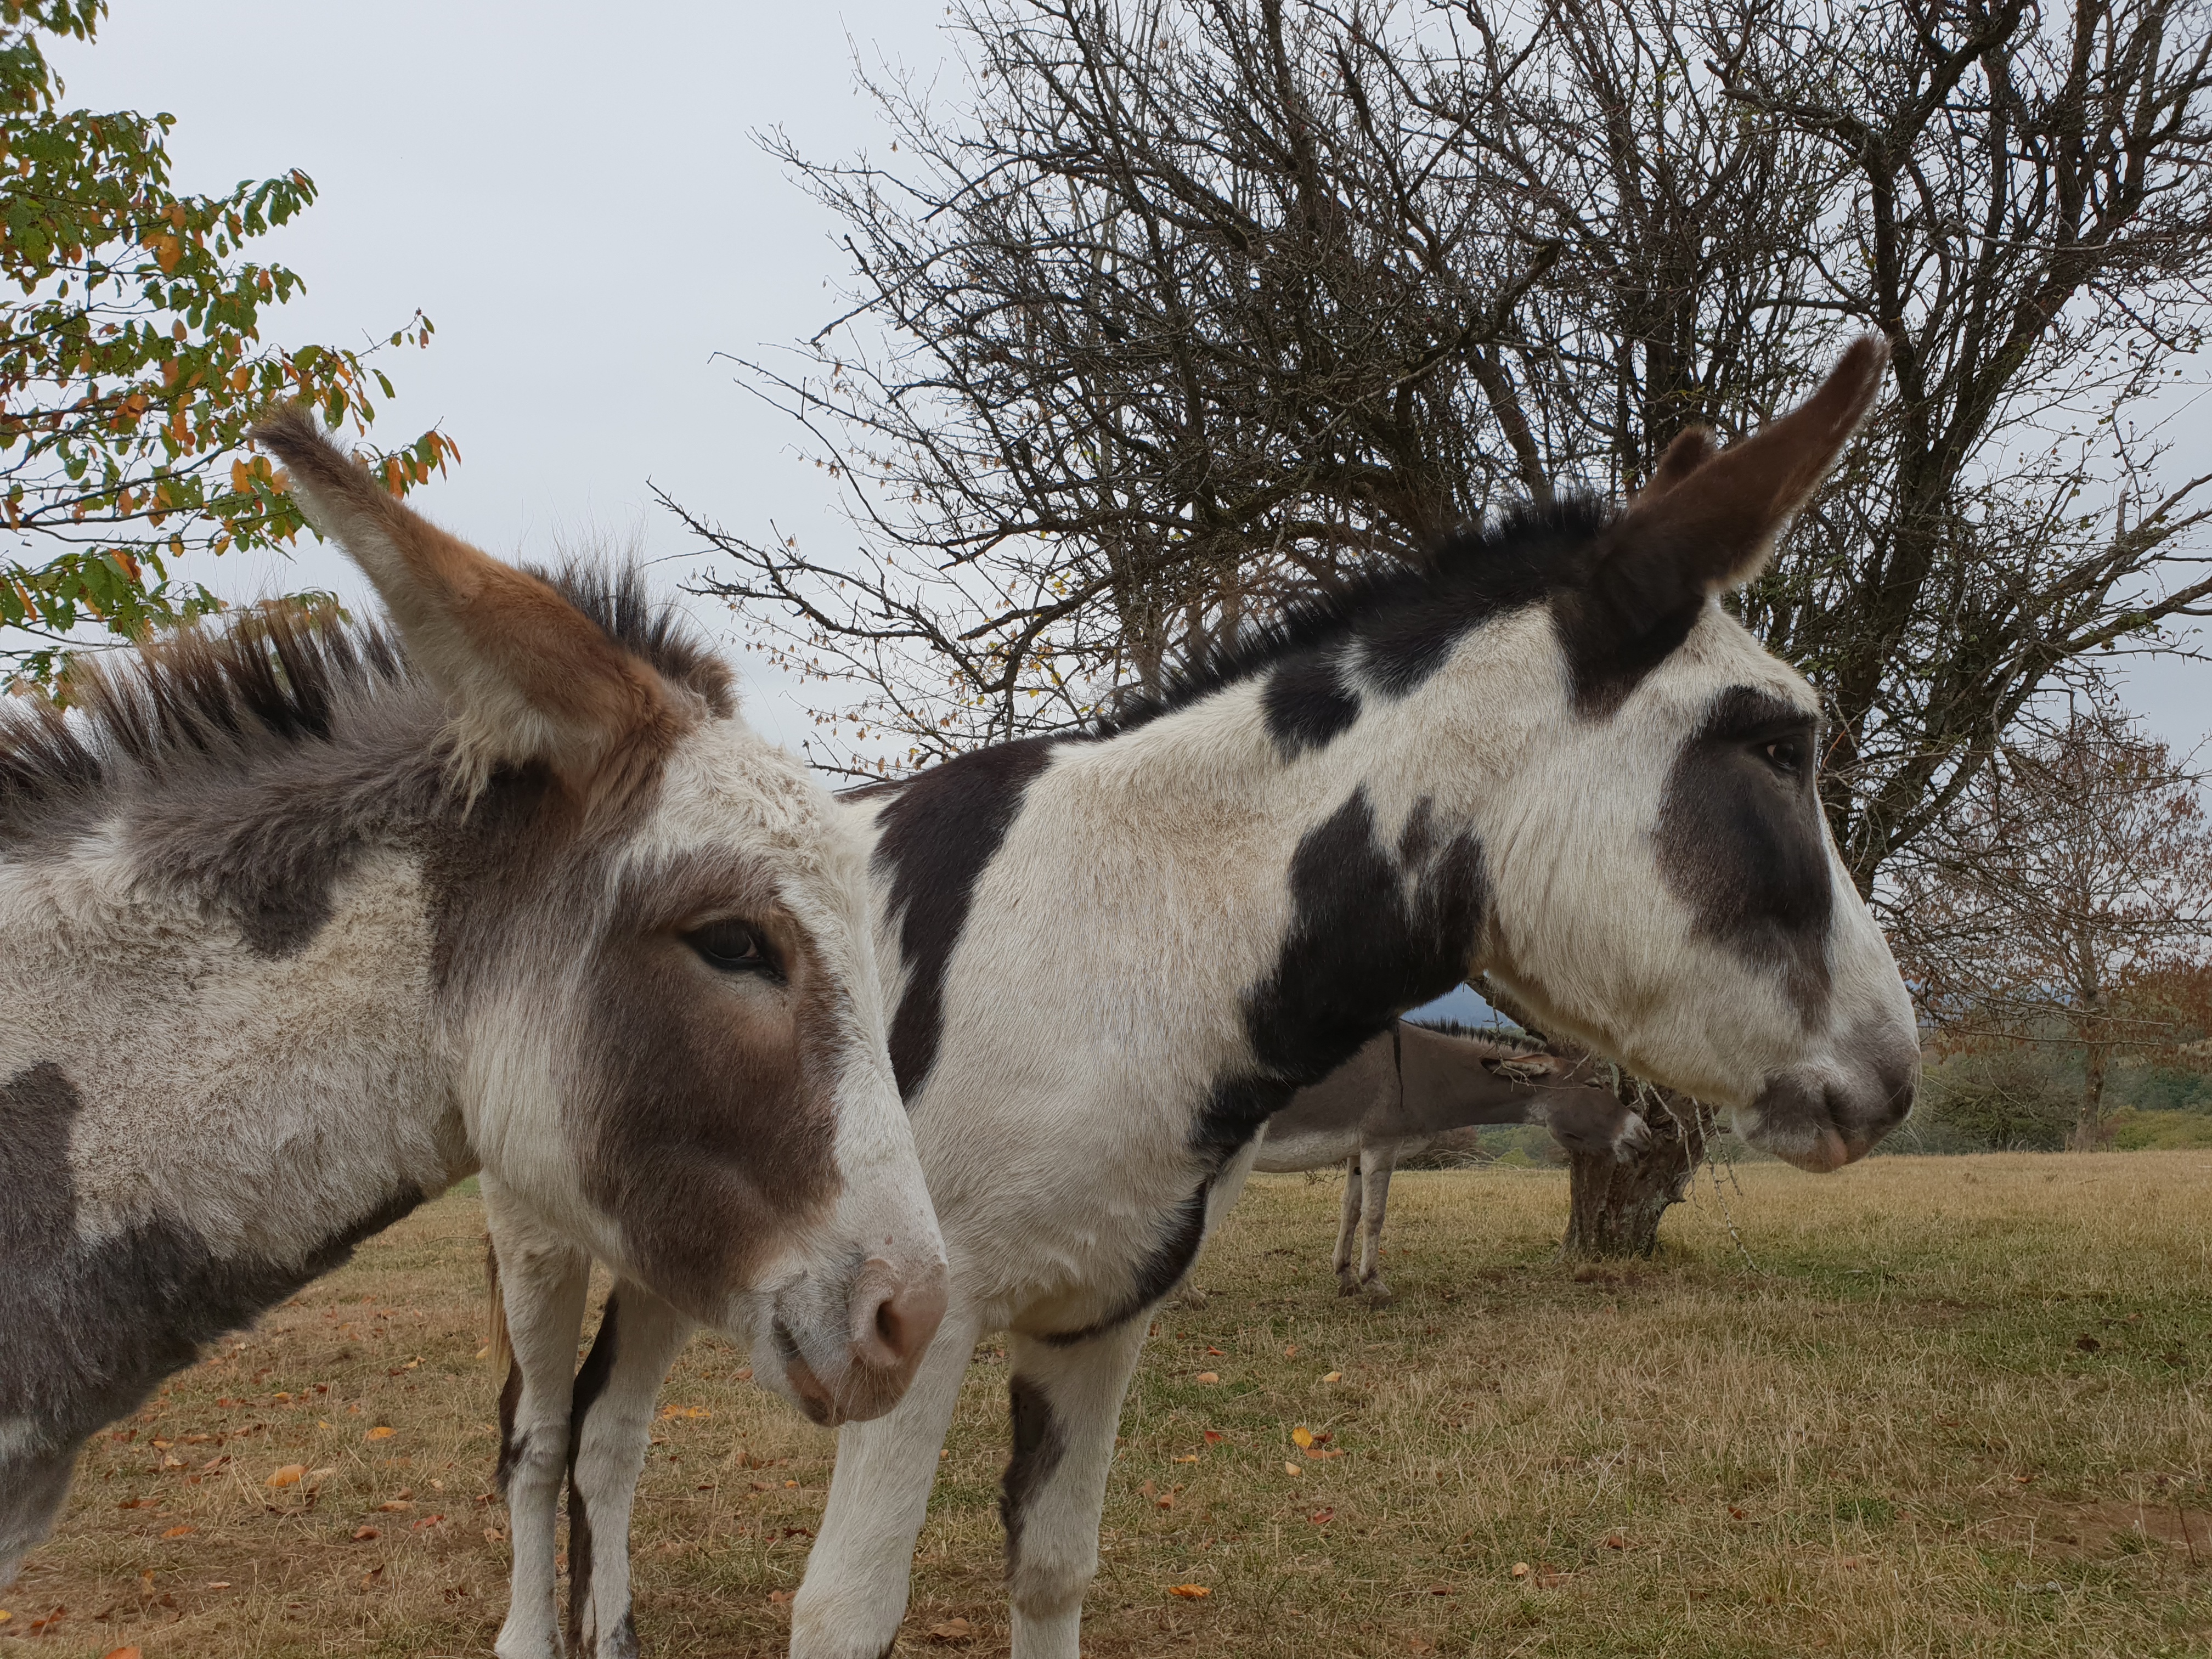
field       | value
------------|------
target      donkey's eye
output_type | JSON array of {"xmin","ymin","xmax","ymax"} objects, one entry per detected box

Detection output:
[
  {"xmin": 685, "ymin": 920, "xmax": 775, "ymax": 975},
  {"xmin": 1763, "ymin": 738, "xmax": 1803, "ymax": 774}
]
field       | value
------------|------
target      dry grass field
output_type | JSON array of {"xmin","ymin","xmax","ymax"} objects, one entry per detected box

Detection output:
[{"xmin": 10, "ymin": 1153, "xmax": 2212, "ymax": 1658}]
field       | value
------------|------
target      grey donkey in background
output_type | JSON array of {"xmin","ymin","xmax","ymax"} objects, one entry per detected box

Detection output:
[{"xmin": 1253, "ymin": 1019, "xmax": 1645, "ymax": 1300}]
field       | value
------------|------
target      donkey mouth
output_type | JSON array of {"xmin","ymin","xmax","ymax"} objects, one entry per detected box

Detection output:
[{"xmin": 1741, "ymin": 1063, "xmax": 1915, "ymax": 1172}]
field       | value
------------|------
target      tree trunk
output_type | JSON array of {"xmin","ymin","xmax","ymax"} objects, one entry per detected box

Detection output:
[
  {"xmin": 1560, "ymin": 1089, "xmax": 1715, "ymax": 1259},
  {"xmin": 2074, "ymin": 1038, "xmax": 2112, "ymax": 1152}
]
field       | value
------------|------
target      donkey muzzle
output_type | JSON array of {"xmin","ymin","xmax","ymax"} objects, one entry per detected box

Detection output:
[{"xmin": 770, "ymin": 1254, "xmax": 949, "ymax": 1426}]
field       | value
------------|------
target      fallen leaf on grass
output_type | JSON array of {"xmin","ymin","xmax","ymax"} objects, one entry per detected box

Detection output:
[
  {"xmin": 200, "ymin": 1455, "xmax": 228, "ymax": 1472},
  {"xmin": 411, "ymin": 1514, "xmax": 445, "ymax": 1530},
  {"xmin": 1511, "ymin": 1562, "xmax": 1530, "ymax": 1578},
  {"xmin": 1602, "ymin": 1533, "xmax": 1627, "ymax": 1549},
  {"xmin": 265, "ymin": 1464, "xmax": 306, "ymax": 1488},
  {"xmin": 1291, "ymin": 1426, "xmax": 1314, "ymax": 1449},
  {"xmin": 0, "ymin": 1611, "xmax": 10, "ymax": 1624},
  {"xmin": 1195, "ymin": 1372, "xmax": 1219, "ymax": 1384},
  {"xmin": 374, "ymin": 1500, "xmax": 413, "ymax": 1513},
  {"xmin": 1206, "ymin": 1346, "xmax": 1224, "ymax": 1356},
  {"xmin": 1307, "ymin": 1508, "xmax": 1334, "ymax": 1525},
  {"xmin": 205, "ymin": 1582, "xmax": 230, "ymax": 1592},
  {"xmin": 1283, "ymin": 1344, "xmax": 1297, "ymax": 1357},
  {"xmin": 659, "ymin": 1404, "xmax": 711, "ymax": 1420},
  {"xmin": 1172, "ymin": 1454, "xmax": 1199, "ymax": 1464},
  {"xmin": 1406, "ymin": 1638, "xmax": 1437, "ymax": 1655},
  {"xmin": 928, "ymin": 1617, "xmax": 974, "ymax": 1643},
  {"xmin": 358, "ymin": 1566, "xmax": 384, "ymax": 1590},
  {"xmin": 102, "ymin": 1647, "xmax": 142, "ymax": 1659},
  {"xmin": 160, "ymin": 1454, "xmax": 184, "ymax": 1469},
  {"xmin": 364, "ymin": 1426, "xmax": 396, "ymax": 1441},
  {"xmin": 161, "ymin": 1525, "xmax": 194, "ymax": 1538},
  {"xmin": 1283, "ymin": 1462, "xmax": 1302, "ymax": 1476},
  {"xmin": 1167, "ymin": 1584, "xmax": 1210, "ymax": 1599},
  {"xmin": 1203, "ymin": 1430, "xmax": 1223, "ymax": 1444},
  {"xmin": 768, "ymin": 1589, "xmax": 793, "ymax": 1605},
  {"xmin": 1322, "ymin": 1370, "xmax": 1341, "ymax": 1383},
  {"xmin": 484, "ymin": 1527, "xmax": 506, "ymax": 1543},
  {"xmin": 352, "ymin": 1527, "xmax": 379, "ymax": 1542},
  {"xmin": 1728, "ymin": 1506, "xmax": 1747, "ymax": 1520},
  {"xmin": 1155, "ymin": 1491, "xmax": 1176, "ymax": 1510},
  {"xmin": 1425, "ymin": 1584, "xmax": 1454, "ymax": 1595},
  {"xmin": 27, "ymin": 1607, "xmax": 65, "ymax": 1634}
]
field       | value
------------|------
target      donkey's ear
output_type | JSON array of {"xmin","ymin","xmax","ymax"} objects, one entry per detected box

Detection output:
[
  {"xmin": 252, "ymin": 405, "xmax": 692, "ymax": 802},
  {"xmin": 1607, "ymin": 336, "xmax": 1887, "ymax": 592},
  {"xmin": 1633, "ymin": 426, "xmax": 1717, "ymax": 506}
]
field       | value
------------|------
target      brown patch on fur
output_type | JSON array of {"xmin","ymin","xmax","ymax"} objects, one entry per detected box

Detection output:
[
  {"xmin": 572, "ymin": 848, "xmax": 845, "ymax": 1317},
  {"xmin": 1605, "ymin": 336, "xmax": 1888, "ymax": 590},
  {"xmin": 252, "ymin": 405, "xmax": 697, "ymax": 811}
]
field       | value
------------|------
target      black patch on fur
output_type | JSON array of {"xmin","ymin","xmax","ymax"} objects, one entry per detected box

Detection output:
[
  {"xmin": 1102, "ymin": 499, "xmax": 1618, "ymax": 749},
  {"xmin": 871, "ymin": 736, "xmax": 1060, "ymax": 1097},
  {"xmin": 1039, "ymin": 1181, "xmax": 1211, "ymax": 1348},
  {"xmin": 566, "ymin": 1295, "xmax": 623, "ymax": 1643},
  {"xmin": 1261, "ymin": 651, "xmax": 1361, "ymax": 759},
  {"xmin": 0, "ymin": 1060, "xmax": 421, "ymax": 1450},
  {"xmin": 1193, "ymin": 789, "xmax": 1489, "ymax": 1161},
  {"xmin": 1655, "ymin": 685, "xmax": 1833, "ymax": 1016},
  {"xmin": 1000, "ymin": 1375, "xmax": 1068, "ymax": 1566}
]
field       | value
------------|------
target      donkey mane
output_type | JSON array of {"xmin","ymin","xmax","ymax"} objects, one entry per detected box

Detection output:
[
  {"xmin": 1097, "ymin": 495, "xmax": 1618, "ymax": 737},
  {"xmin": 0, "ymin": 564, "xmax": 730, "ymax": 839},
  {"xmin": 1404, "ymin": 1017, "xmax": 1547, "ymax": 1056}
]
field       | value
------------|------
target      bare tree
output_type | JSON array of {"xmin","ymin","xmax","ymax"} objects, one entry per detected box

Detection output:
[
  {"xmin": 1892, "ymin": 699, "xmax": 2212, "ymax": 1148},
  {"xmin": 682, "ymin": 0, "xmax": 2212, "ymax": 1248}
]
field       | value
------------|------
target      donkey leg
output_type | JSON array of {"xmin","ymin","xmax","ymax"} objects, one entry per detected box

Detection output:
[
  {"xmin": 486, "ymin": 1200, "xmax": 592, "ymax": 1659},
  {"xmin": 1001, "ymin": 1317, "xmax": 1153, "ymax": 1659},
  {"xmin": 567, "ymin": 1283, "xmax": 696, "ymax": 1659},
  {"xmin": 1333, "ymin": 1154, "xmax": 1363, "ymax": 1294},
  {"xmin": 790, "ymin": 1300, "xmax": 984, "ymax": 1659},
  {"xmin": 0, "ymin": 1430, "xmax": 76, "ymax": 1592},
  {"xmin": 1357, "ymin": 1146, "xmax": 1396, "ymax": 1302}
]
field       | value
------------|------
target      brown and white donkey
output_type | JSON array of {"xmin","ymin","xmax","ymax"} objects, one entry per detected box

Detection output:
[
  {"xmin": 0, "ymin": 409, "xmax": 947, "ymax": 1640},
  {"xmin": 1252, "ymin": 1018, "xmax": 1644, "ymax": 1299}
]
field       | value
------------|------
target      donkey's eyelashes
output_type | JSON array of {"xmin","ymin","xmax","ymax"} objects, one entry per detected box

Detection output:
[{"xmin": 682, "ymin": 918, "xmax": 781, "ymax": 979}]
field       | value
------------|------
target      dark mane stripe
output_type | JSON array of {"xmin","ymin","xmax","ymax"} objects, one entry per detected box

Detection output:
[
  {"xmin": 1098, "ymin": 496, "xmax": 1618, "ymax": 737},
  {"xmin": 0, "ymin": 565, "xmax": 724, "ymax": 840}
]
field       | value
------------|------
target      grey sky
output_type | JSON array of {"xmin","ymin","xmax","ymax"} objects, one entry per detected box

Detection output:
[{"xmin": 51, "ymin": 2, "xmax": 2210, "ymax": 759}]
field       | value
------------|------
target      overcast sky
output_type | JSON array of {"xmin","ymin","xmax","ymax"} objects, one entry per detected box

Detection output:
[{"xmin": 49, "ymin": 2, "xmax": 2211, "ymax": 759}]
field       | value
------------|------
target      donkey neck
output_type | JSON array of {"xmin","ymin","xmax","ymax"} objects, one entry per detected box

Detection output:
[
  {"xmin": 0, "ymin": 753, "xmax": 474, "ymax": 1277},
  {"xmin": 859, "ymin": 612, "xmax": 1551, "ymax": 1166}
]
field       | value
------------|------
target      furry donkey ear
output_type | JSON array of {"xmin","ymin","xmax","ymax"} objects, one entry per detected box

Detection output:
[
  {"xmin": 1610, "ymin": 336, "xmax": 1887, "ymax": 592},
  {"xmin": 1556, "ymin": 338, "xmax": 1887, "ymax": 712},
  {"xmin": 251, "ymin": 405, "xmax": 693, "ymax": 803}
]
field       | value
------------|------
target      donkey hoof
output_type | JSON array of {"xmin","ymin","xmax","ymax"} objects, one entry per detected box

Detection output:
[
  {"xmin": 1335, "ymin": 1274, "xmax": 1361, "ymax": 1297},
  {"xmin": 1361, "ymin": 1280, "xmax": 1393, "ymax": 1305}
]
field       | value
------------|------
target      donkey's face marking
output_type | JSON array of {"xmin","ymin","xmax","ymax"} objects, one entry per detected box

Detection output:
[{"xmin": 1656, "ymin": 684, "xmax": 1833, "ymax": 1015}]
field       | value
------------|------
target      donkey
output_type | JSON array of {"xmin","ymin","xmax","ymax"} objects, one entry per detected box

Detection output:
[
  {"xmin": 502, "ymin": 340, "xmax": 1920, "ymax": 1659},
  {"xmin": 1252, "ymin": 1018, "xmax": 1646, "ymax": 1300},
  {"xmin": 0, "ymin": 408, "xmax": 947, "ymax": 1623}
]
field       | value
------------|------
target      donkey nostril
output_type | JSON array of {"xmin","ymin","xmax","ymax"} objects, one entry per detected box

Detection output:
[{"xmin": 851, "ymin": 1257, "xmax": 949, "ymax": 1373}]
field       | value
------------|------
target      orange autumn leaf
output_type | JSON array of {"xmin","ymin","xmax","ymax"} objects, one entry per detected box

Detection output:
[
  {"xmin": 1167, "ymin": 1584, "xmax": 1210, "ymax": 1599},
  {"xmin": 364, "ymin": 1425, "xmax": 396, "ymax": 1441},
  {"xmin": 1291, "ymin": 1425, "xmax": 1314, "ymax": 1449},
  {"xmin": 1195, "ymin": 1372, "xmax": 1219, "ymax": 1384},
  {"xmin": 161, "ymin": 1524, "xmax": 194, "ymax": 1537},
  {"xmin": 264, "ymin": 1464, "xmax": 305, "ymax": 1488}
]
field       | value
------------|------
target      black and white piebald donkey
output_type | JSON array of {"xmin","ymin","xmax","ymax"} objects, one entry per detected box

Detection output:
[
  {"xmin": 500, "ymin": 339, "xmax": 1920, "ymax": 1659},
  {"xmin": 0, "ymin": 408, "xmax": 947, "ymax": 1628},
  {"xmin": 1252, "ymin": 1018, "xmax": 1647, "ymax": 1300}
]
